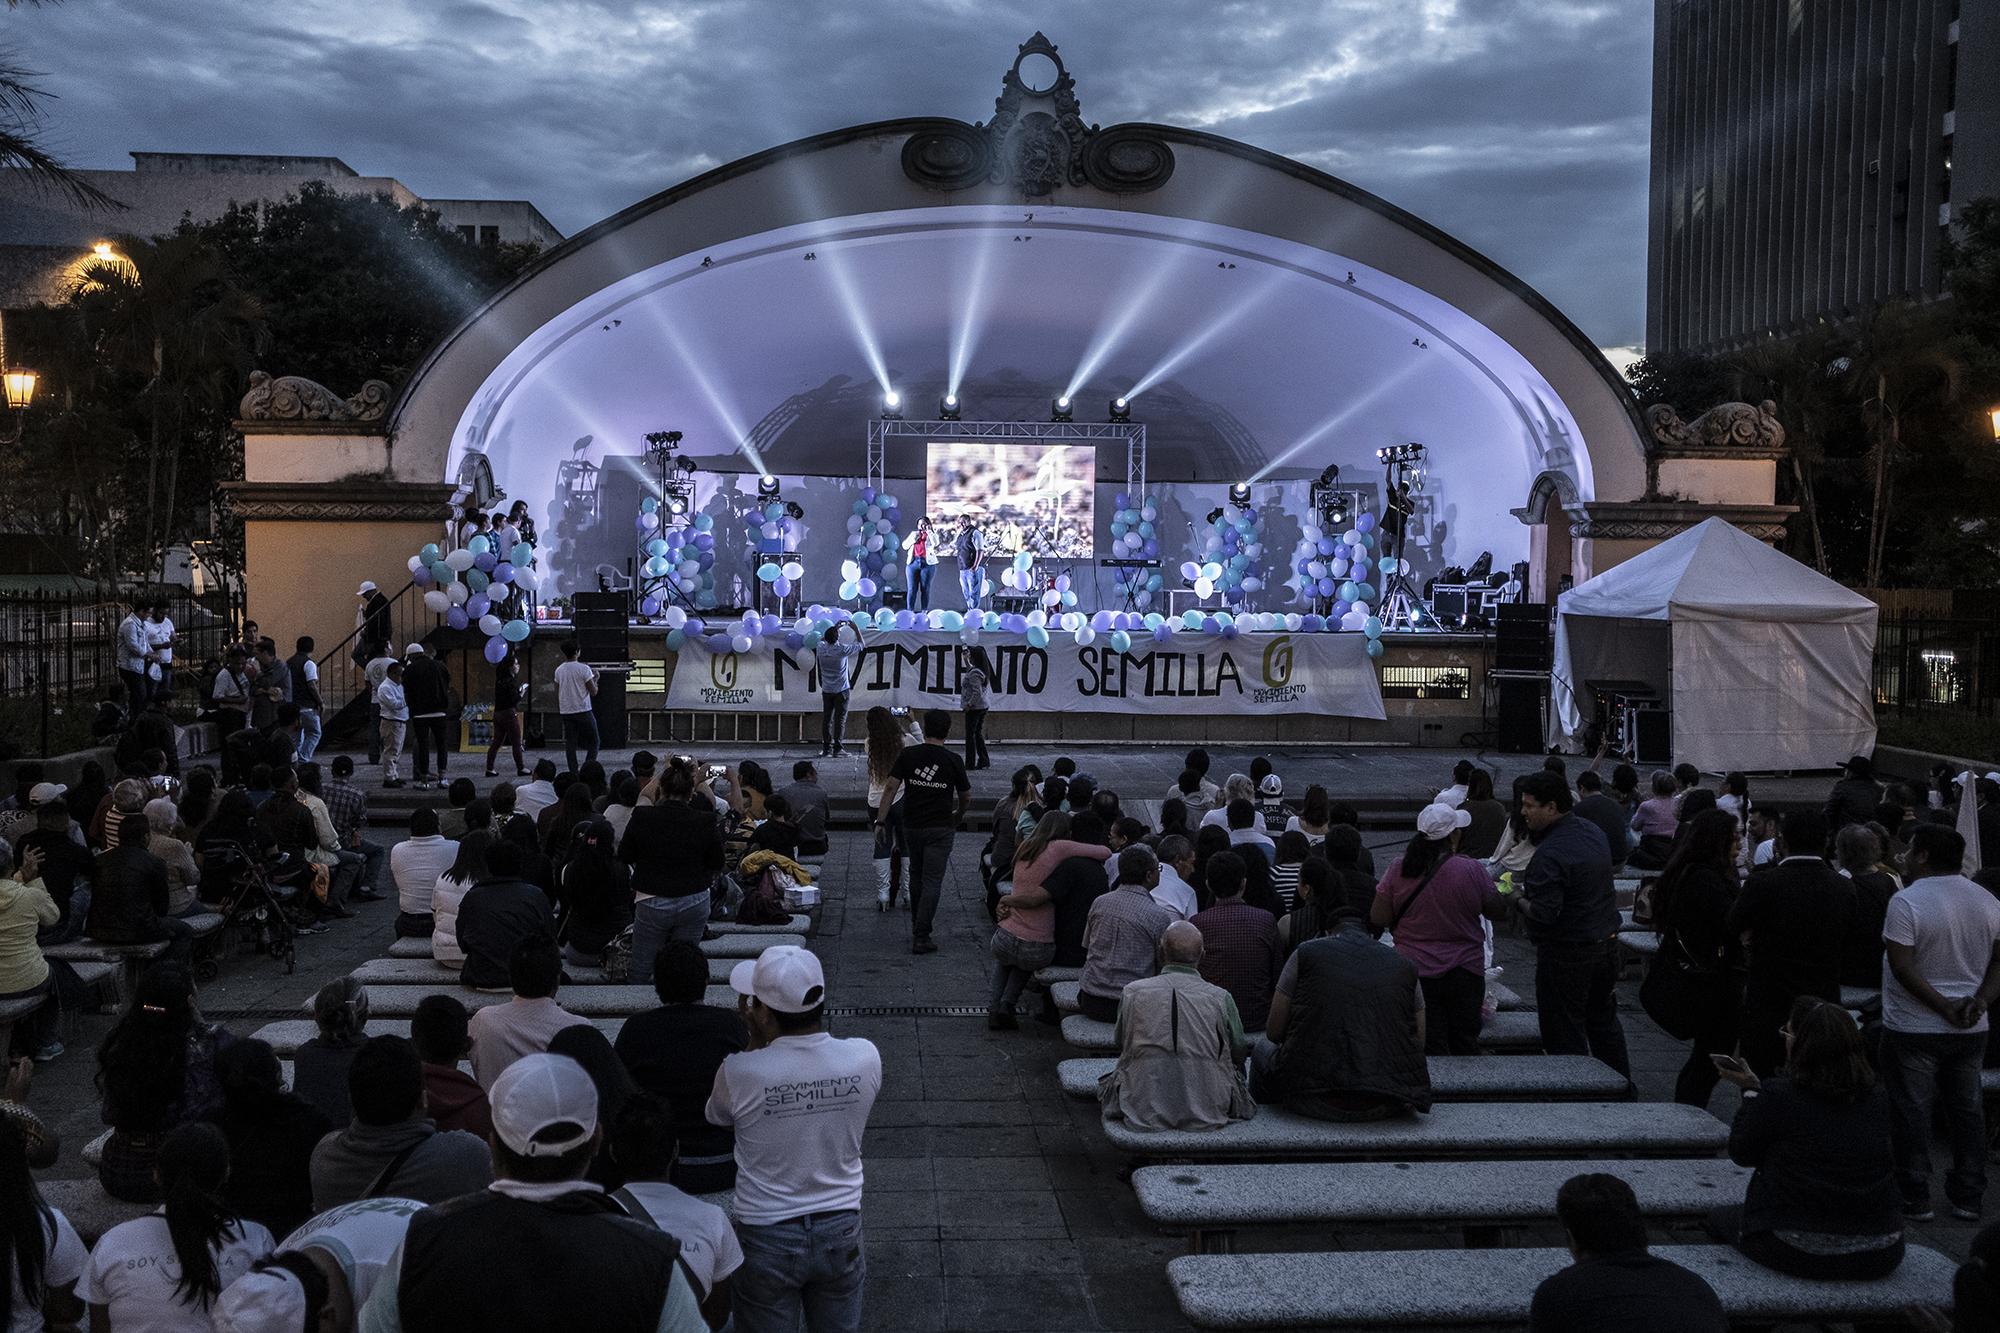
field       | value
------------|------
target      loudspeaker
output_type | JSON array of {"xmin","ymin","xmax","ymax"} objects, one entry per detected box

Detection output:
[
  {"xmin": 1496, "ymin": 676, "xmax": 1546, "ymax": 754},
  {"xmin": 569, "ymin": 591, "xmax": 630, "ymax": 664},
  {"xmin": 593, "ymin": 672, "xmax": 629, "ymax": 749},
  {"xmin": 1495, "ymin": 604, "xmax": 1553, "ymax": 672},
  {"xmin": 1632, "ymin": 708, "xmax": 1672, "ymax": 766}
]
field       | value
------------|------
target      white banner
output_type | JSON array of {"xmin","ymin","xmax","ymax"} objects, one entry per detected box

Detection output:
[{"xmin": 664, "ymin": 631, "xmax": 1386, "ymax": 719}]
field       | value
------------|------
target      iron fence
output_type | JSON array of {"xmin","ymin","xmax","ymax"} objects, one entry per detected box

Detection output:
[
  {"xmin": 0, "ymin": 586, "xmax": 242, "ymax": 757},
  {"xmin": 1872, "ymin": 613, "xmax": 2000, "ymax": 720}
]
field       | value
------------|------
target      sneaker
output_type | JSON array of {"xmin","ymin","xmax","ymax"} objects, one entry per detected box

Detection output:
[
  {"xmin": 30, "ymin": 1041, "xmax": 63, "ymax": 1063},
  {"xmin": 911, "ymin": 938, "xmax": 938, "ymax": 955},
  {"xmin": 1952, "ymin": 1203, "xmax": 1983, "ymax": 1222},
  {"xmin": 1903, "ymin": 1202, "xmax": 1936, "ymax": 1222}
]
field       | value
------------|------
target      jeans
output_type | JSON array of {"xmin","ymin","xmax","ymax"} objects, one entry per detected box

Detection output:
[
  {"xmin": 959, "ymin": 567, "xmax": 982, "ymax": 610},
  {"xmin": 1674, "ymin": 981, "xmax": 1741, "ymax": 1109},
  {"xmin": 906, "ymin": 563, "xmax": 933, "ymax": 611},
  {"xmin": 411, "ymin": 716, "xmax": 450, "ymax": 781},
  {"xmin": 988, "ymin": 928, "xmax": 1055, "ymax": 1012},
  {"xmin": 821, "ymin": 690, "xmax": 849, "ymax": 755},
  {"xmin": 629, "ymin": 891, "xmax": 711, "ymax": 984},
  {"xmin": 1420, "ymin": 966, "xmax": 1485, "ymax": 1056},
  {"xmin": 325, "ymin": 849, "xmax": 366, "ymax": 910},
  {"xmin": 486, "ymin": 707, "xmax": 524, "ymax": 774},
  {"xmin": 1705, "ymin": 1204, "xmax": 1905, "ymax": 1281},
  {"xmin": 295, "ymin": 708, "xmax": 322, "ymax": 762},
  {"xmin": 1881, "ymin": 1027, "xmax": 1988, "ymax": 1211},
  {"xmin": 353, "ymin": 838, "xmax": 387, "ymax": 897},
  {"xmin": 734, "ymin": 1211, "xmax": 866, "ymax": 1333},
  {"xmin": 152, "ymin": 665, "xmax": 175, "ymax": 704},
  {"xmin": 964, "ymin": 709, "xmax": 988, "ymax": 768},
  {"xmin": 118, "ymin": 668, "xmax": 148, "ymax": 718},
  {"xmin": 1533, "ymin": 938, "xmax": 1631, "ymax": 1077},
  {"xmin": 561, "ymin": 710, "xmax": 599, "ymax": 773},
  {"xmin": 905, "ymin": 824, "xmax": 954, "ymax": 944}
]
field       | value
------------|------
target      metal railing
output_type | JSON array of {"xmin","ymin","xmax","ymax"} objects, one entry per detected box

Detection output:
[
  {"xmin": 313, "ymin": 580, "xmax": 428, "ymax": 716},
  {"xmin": 1873, "ymin": 613, "xmax": 2000, "ymax": 720},
  {"xmin": 0, "ymin": 586, "xmax": 241, "ymax": 757}
]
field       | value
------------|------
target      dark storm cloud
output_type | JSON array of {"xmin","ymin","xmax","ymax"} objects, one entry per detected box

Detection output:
[{"xmin": 8, "ymin": 0, "xmax": 1652, "ymax": 344}]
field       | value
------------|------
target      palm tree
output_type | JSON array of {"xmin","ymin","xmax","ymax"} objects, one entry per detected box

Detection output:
[
  {"xmin": 70, "ymin": 234, "xmax": 266, "ymax": 581},
  {"xmin": 1, "ymin": 18, "xmax": 125, "ymax": 211},
  {"xmin": 1843, "ymin": 303, "xmax": 1964, "ymax": 587}
]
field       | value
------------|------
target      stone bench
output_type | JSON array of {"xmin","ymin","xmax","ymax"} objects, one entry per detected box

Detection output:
[
  {"xmin": 254, "ymin": 1016, "xmax": 621, "ymax": 1056},
  {"xmin": 1166, "ymin": 1244, "xmax": 1956, "ymax": 1329},
  {"xmin": 1135, "ymin": 1157, "xmax": 1751, "ymax": 1251},
  {"xmin": 1059, "ymin": 1055, "xmax": 1630, "ymax": 1104},
  {"xmin": 43, "ymin": 913, "xmax": 226, "ymax": 962},
  {"xmin": 1054, "ymin": 979, "xmax": 1528, "ymax": 1019},
  {"xmin": 1032, "ymin": 966, "xmax": 1081, "ymax": 987},
  {"xmin": 1100, "ymin": 1101, "xmax": 1729, "ymax": 1162},
  {"xmin": 1842, "ymin": 985, "xmax": 1882, "ymax": 1010},
  {"xmin": 1059, "ymin": 1009, "xmax": 1543, "ymax": 1055},
  {"xmin": 299, "ymin": 984, "xmax": 733, "ymax": 1018},
  {"xmin": 350, "ymin": 957, "xmax": 733, "ymax": 986},
  {"xmin": 384, "ymin": 931, "xmax": 804, "ymax": 961},
  {"xmin": 36, "ymin": 1176, "xmax": 154, "ymax": 1244},
  {"xmin": 1619, "ymin": 933, "xmax": 1660, "ymax": 961}
]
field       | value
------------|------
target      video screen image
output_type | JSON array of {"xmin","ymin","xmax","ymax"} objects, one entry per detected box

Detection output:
[{"xmin": 924, "ymin": 441, "xmax": 1096, "ymax": 560}]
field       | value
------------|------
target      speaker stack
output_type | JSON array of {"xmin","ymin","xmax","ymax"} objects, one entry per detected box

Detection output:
[
  {"xmin": 1492, "ymin": 604, "xmax": 1553, "ymax": 754},
  {"xmin": 566, "ymin": 591, "xmax": 631, "ymax": 749}
]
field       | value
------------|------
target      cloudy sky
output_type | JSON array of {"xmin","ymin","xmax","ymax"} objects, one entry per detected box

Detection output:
[{"xmin": 10, "ymin": 0, "xmax": 1654, "ymax": 349}]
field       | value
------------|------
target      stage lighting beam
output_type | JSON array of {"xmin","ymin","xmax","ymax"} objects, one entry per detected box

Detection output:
[
  {"xmin": 1051, "ymin": 395, "xmax": 1073, "ymax": 423},
  {"xmin": 1228, "ymin": 482, "xmax": 1252, "ymax": 509},
  {"xmin": 757, "ymin": 475, "xmax": 781, "ymax": 499},
  {"xmin": 939, "ymin": 393, "xmax": 960, "ymax": 421},
  {"xmin": 882, "ymin": 389, "xmax": 903, "ymax": 420},
  {"xmin": 1108, "ymin": 396, "xmax": 1131, "ymax": 423}
]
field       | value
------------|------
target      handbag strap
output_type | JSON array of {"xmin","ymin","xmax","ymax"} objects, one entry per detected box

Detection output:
[
  {"xmin": 364, "ymin": 1135, "xmax": 427, "ymax": 1199},
  {"xmin": 1389, "ymin": 856, "xmax": 1451, "ymax": 932}
]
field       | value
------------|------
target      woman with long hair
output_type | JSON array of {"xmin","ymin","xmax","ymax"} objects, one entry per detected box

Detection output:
[
  {"xmin": 0, "ymin": 1115, "xmax": 84, "ymax": 1331},
  {"xmin": 1717, "ymin": 771, "xmax": 1753, "ymax": 875},
  {"xmin": 431, "ymin": 830, "xmax": 494, "ymax": 969},
  {"xmin": 1370, "ymin": 804, "xmax": 1506, "ymax": 1054},
  {"xmin": 83, "ymin": 1122, "xmax": 275, "ymax": 1324},
  {"xmin": 1269, "ymin": 830, "xmax": 1312, "ymax": 914},
  {"xmin": 1458, "ymin": 769, "xmax": 1509, "ymax": 860},
  {"xmin": 1158, "ymin": 797, "xmax": 1191, "ymax": 842},
  {"xmin": 901, "ymin": 517, "xmax": 936, "ymax": 611},
  {"xmin": 1651, "ymin": 807, "xmax": 1744, "ymax": 1109},
  {"xmin": 961, "ymin": 646, "xmax": 994, "ymax": 771},
  {"xmin": 291, "ymin": 977, "xmax": 369, "ymax": 1126},
  {"xmin": 1285, "ymin": 784, "xmax": 1332, "ymax": 845},
  {"xmin": 205, "ymin": 1038, "xmax": 331, "ymax": 1237},
  {"xmin": 1279, "ymin": 856, "xmax": 1335, "ymax": 955},
  {"xmin": 1708, "ymin": 996, "xmax": 1904, "ymax": 1279},
  {"xmin": 866, "ymin": 706, "xmax": 915, "ymax": 911},
  {"xmin": 541, "ymin": 783, "xmax": 597, "ymax": 866},
  {"xmin": 560, "ymin": 817, "xmax": 633, "ymax": 966},
  {"xmin": 985, "ymin": 764, "xmax": 1041, "ymax": 922},
  {"xmin": 1481, "ymin": 776, "xmax": 1538, "ymax": 885},
  {"xmin": 94, "ymin": 965, "xmax": 234, "ymax": 1203},
  {"xmin": 485, "ymin": 646, "xmax": 528, "ymax": 778},
  {"xmin": 988, "ymin": 812, "xmax": 1113, "ymax": 1029}
]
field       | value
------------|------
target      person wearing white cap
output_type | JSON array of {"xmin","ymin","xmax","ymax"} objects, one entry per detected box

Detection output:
[
  {"xmin": 1254, "ymin": 772, "xmax": 1288, "ymax": 829},
  {"xmin": 356, "ymin": 1053, "xmax": 706, "ymax": 1333},
  {"xmin": 355, "ymin": 581, "xmax": 392, "ymax": 667},
  {"xmin": 706, "ymin": 946, "xmax": 879, "ymax": 1333},
  {"xmin": 212, "ymin": 1197, "xmax": 426, "ymax": 1333},
  {"xmin": 1368, "ymin": 802, "xmax": 1507, "ymax": 1055}
]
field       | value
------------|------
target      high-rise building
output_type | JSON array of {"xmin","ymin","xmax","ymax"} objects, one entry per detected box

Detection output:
[
  {"xmin": 0, "ymin": 151, "xmax": 563, "ymax": 308},
  {"xmin": 1646, "ymin": 0, "xmax": 1999, "ymax": 356}
]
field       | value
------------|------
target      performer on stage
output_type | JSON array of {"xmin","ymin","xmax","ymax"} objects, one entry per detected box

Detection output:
[
  {"xmin": 956, "ymin": 521, "xmax": 987, "ymax": 611},
  {"xmin": 902, "ymin": 518, "xmax": 938, "ymax": 611}
]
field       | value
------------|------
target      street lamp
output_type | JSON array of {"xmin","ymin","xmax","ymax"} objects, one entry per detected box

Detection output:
[
  {"xmin": 1, "ymin": 366, "xmax": 35, "ymax": 444},
  {"xmin": 1989, "ymin": 405, "xmax": 1999, "ymax": 442}
]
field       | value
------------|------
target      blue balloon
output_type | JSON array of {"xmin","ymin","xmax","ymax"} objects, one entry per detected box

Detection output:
[
  {"xmin": 445, "ymin": 607, "xmax": 469, "ymax": 630},
  {"xmin": 1357, "ymin": 511, "xmax": 1377, "ymax": 533},
  {"xmin": 666, "ymin": 629, "xmax": 686, "ymax": 650},
  {"xmin": 512, "ymin": 543, "xmax": 535, "ymax": 566},
  {"xmin": 1365, "ymin": 638, "xmax": 1385, "ymax": 659},
  {"xmin": 693, "ymin": 514, "xmax": 714, "ymax": 531},
  {"xmin": 420, "ymin": 543, "xmax": 442, "ymax": 562}
]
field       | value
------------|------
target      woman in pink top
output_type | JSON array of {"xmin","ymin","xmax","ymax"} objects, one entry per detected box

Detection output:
[
  {"xmin": 1627, "ymin": 770, "xmax": 1682, "ymax": 869},
  {"xmin": 1369, "ymin": 802, "xmax": 1507, "ymax": 1056},
  {"xmin": 987, "ymin": 812, "xmax": 1112, "ymax": 1030}
]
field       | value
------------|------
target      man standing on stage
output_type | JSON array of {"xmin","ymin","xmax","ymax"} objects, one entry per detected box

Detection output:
[{"xmin": 956, "ymin": 522, "xmax": 986, "ymax": 612}]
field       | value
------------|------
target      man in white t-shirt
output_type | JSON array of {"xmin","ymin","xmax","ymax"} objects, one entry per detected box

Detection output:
[
  {"xmin": 553, "ymin": 638, "xmax": 599, "ymax": 774},
  {"xmin": 610, "ymin": 1092, "xmax": 745, "ymax": 1330},
  {"xmin": 1880, "ymin": 824, "xmax": 2000, "ymax": 1222},
  {"xmin": 512, "ymin": 760, "xmax": 560, "ymax": 824},
  {"xmin": 707, "ymin": 946, "xmax": 880, "ymax": 1333},
  {"xmin": 1150, "ymin": 835, "xmax": 1200, "ymax": 920},
  {"xmin": 212, "ymin": 1196, "xmax": 425, "ymax": 1332},
  {"xmin": 145, "ymin": 601, "xmax": 178, "ymax": 704}
]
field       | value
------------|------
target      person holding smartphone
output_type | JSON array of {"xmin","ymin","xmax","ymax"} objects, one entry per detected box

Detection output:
[{"xmin": 1707, "ymin": 996, "xmax": 1904, "ymax": 1279}]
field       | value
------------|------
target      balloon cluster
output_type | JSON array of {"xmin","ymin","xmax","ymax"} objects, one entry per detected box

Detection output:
[
  {"xmin": 1106, "ymin": 492, "xmax": 1166, "ymax": 608},
  {"xmin": 841, "ymin": 487, "xmax": 899, "ymax": 605},
  {"xmin": 995, "ymin": 550, "xmax": 1036, "ymax": 599},
  {"xmin": 748, "ymin": 497, "xmax": 806, "ymax": 601},
  {"xmin": 410, "ymin": 535, "xmax": 541, "ymax": 665},
  {"xmin": 1188, "ymin": 504, "xmax": 1265, "ymax": 604},
  {"xmin": 635, "ymin": 501, "xmax": 718, "ymax": 613}
]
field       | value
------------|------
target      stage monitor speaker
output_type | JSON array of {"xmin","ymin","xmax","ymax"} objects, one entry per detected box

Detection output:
[
  {"xmin": 569, "ymin": 591, "xmax": 630, "ymax": 664},
  {"xmin": 1494, "ymin": 603, "xmax": 1553, "ymax": 672},
  {"xmin": 1430, "ymin": 586, "xmax": 1469, "ymax": 626},
  {"xmin": 1496, "ymin": 676, "xmax": 1546, "ymax": 754},
  {"xmin": 1632, "ymin": 708, "xmax": 1673, "ymax": 766}
]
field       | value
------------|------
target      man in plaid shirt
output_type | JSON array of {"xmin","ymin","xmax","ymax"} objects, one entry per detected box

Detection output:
[
  {"xmin": 1189, "ymin": 851, "xmax": 1283, "ymax": 1030},
  {"xmin": 324, "ymin": 754, "xmax": 386, "ymax": 900}
]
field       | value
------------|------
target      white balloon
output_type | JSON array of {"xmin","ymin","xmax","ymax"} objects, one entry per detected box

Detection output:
[
  {"xmin": 478, "ymin": 614, "xmax": 503, "ymax": 636},
  {"xmin": 407, "ymin": 555, "xmax": 425, "ymax": 573},
  {"xmin": 444, "ymin": 548, "xmax": 476, "ymax": 572},
  {"xmin": 446, "ymin": 582, "xmax": 469, "ymax": 606},
  {"xmin": 1074, "ymin": 625, "xmax": 1096, "ymax": 646},
  {"xmin": 664, "ymin": 606, "xmax": 688, "ymax": 628},
  {"xmin": 1194, "ymin": 577, "xmax": 1216, "ymax": 598},
  {"xmin": 514, "ymin": 567, "xmax": 541, "ymax": 592},
  {"xmin": 423, "ymin": 590, "xmax": 451, "ymax": 613}
]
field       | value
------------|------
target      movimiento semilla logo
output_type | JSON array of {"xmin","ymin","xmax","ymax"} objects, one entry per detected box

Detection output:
[{"xmin": 1261, "ymin": 635, "xmax": 1294, "ymax": 688}]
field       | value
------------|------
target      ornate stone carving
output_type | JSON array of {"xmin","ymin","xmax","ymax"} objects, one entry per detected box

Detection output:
[
  {"xmin": 902, "ymin": 33, "xmax": 1175, "ymax": 197},
  {"xmin": 222, "ymin": 480, "xmax": 456, "ymax": 523},
  {"xmin": 1644, "ymin": 399, "xmax": 1786, "ymax": 453},
  {"xmin": 239, "ymin": 371, "xmax": 393, "ymax": 423}
]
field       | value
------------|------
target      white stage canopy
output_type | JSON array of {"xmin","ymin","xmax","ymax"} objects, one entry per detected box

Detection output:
[{"xmin": 1550, "ymin": 518, "xmax": 1878, "ymax": 772}]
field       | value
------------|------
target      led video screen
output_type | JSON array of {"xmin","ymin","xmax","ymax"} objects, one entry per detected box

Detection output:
[{"xmin": 924, "ymin": 441, "xmax": 1096, "ymax": 560}]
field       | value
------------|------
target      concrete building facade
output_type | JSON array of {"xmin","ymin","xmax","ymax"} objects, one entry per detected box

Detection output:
[{"xmin": 1646, "ymin": 0, "xmax": 1999, "ymax": 356}]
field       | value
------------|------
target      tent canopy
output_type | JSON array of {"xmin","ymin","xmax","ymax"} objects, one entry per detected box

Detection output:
[{"xmin": 1552, "ymin": 519, "xmax": 1879, "ymax": 772}]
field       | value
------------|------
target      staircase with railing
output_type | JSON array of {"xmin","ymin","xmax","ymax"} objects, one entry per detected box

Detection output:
[{"xmin": 312, "ymin": 580, "xmax": 431, "ymax": 721}]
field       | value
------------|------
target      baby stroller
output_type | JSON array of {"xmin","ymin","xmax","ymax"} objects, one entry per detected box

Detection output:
[{"xmin": 203, "ymin": 840, "xmax": 314, "ymax": 975}]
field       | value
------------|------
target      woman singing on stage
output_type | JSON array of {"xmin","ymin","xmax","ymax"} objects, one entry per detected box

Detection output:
[{"xmin": 902, "ymin": 518, "xmax": 937, "ymax": 611}]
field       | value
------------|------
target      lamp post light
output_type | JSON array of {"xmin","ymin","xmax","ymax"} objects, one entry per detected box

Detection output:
[
  {"xmin": 2, "ymin": 366, "xmax": 37, "ymax": 444},
  {"xmin": 1989, "ymin": 405, "xmax": 1999, "ymax": 442}
]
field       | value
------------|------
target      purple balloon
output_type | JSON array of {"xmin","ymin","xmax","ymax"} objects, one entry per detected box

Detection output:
[
  {"xmin": 1221, "ymin": 624, "xmax": 1239, "ymax": 640},
  {"xmin": 473, "ymin": 552, "xmax": 498, "ymax": 573},
  {"xmin": 1301, "ymin": 614, "xmax": 1325, "ymax": 632},
  {"xmin": 445, "ymin": 607, "xmax": 469, "ymax": 630},
  {"xmin": 466, "ymin": 594, "xmax": 490, "ymax": 618},
  {"xmin": 1152, "ymin": 625, "xmax": 1173, "ymax": 642},
  {"xmin": 1201, "ymin": 616, "xmax": 1220, "ymax": 634},
  {"xmin": 483, "ymin": 636, "xmax": 509, "ymax": 664},
  {"xmin": 693, "ymin": 533, "xmax": 714, "ymax": 550},
  {"xmin": 1332, "ymin": 542, "xmax": 1350, "ymax": 559},
  {"xmin": 684, "ymin": 618, "xmax": 705, "ymax": 637},
  {"xmin": 412, "ymin": 567, "xmax": 433, "ymax": 587},
  {"xmin": 784, "ymin": 631, "xmax": 805, "ymax": 649},
  {"xmin": 861, "ymin": 486, "xmax": 877, "ymax": 503},
  {"xmin": 1142, "ymin": 539, "xmax": 1159, "ymax": 557},
  {"xmin": 492, "ymin": 561, "xmax": 514, "ymax": 585},
  {"xmin": 1316, "ymin": 538, "xmax": 1337, "ymax": 556}
]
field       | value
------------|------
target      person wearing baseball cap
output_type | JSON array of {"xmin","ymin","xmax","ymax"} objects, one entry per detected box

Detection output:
[
  {"xmin": 356, "ymin": 1053, "xmax": 706, "ymax": 1333},
  {"xmin": 1367, "ymin": 802, "xmax": 1508, "ymax": 1056},
  {"xmin": 706, "ymin": 946, "xmax": 880, "ymax": 1331}
]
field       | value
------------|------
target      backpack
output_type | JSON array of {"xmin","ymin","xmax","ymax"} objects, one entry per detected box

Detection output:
[{"xmin": 600, "ymin": 925, "xmax": 634, "ymax": 982}]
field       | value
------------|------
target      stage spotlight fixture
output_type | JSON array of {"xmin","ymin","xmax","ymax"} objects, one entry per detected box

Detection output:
[
  {"xmin": 665, "ymin": 494, "xmax": 689, "ymax": 516},
  {"xmin": 1204, "ymin": 508, "xmax": 1225, "ymax": 526},
  {"xmin": 757, "ymin": 475, "xmax": 781, "ymax": 500},
  {"xmin": 1318, "ymin": 463, "xmax": 1341, "ymax": 486},
  {"xmin": 1051, "ymin": 395, "xmax": 1073, "ymax": 423},
  {"xmin": 1375, "ymin": 442, "xmax": 1427, "ymax": 466},
  {"xmin": 1228, "ymin": 482, "xmax": 1252, "ymax": 509},
  {"xmin": 1108, "ymin": 396, "xmax": 1131, "ymax": 423},
  {"xmin": 881, "ymin": 389, "xmax": 903, "ymax": 420},
  {"xmin": 939, "ymin": 393, "xmax": 960, "ymax": 421}
]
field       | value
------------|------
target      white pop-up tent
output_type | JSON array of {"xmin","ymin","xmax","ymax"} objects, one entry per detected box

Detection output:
[{"xmin": 1549, "ymin": 518, "xmax": 1878, "ymax": 772}]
